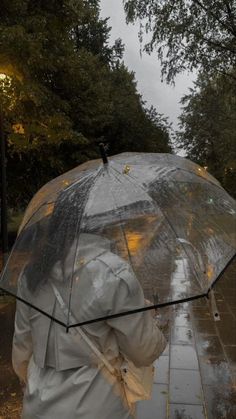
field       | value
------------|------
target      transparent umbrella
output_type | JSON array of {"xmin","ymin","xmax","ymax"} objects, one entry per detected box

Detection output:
[{"xmin": 0, "ymin": 150, "xmax": 235, "ymax": 329}]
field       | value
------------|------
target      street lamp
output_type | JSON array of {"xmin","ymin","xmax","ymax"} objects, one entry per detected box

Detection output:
[{"xmin": 0, "ymin": 73, "xmax": 8, "ymax": 266}]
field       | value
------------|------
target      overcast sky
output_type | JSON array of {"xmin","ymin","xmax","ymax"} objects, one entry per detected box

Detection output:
[{"xmin": 100, "ymin": 0, "xmax": 196, "ymax": 137}]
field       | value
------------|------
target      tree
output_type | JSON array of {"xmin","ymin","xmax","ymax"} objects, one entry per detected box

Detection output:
[
  {"xmin": 74, "ymin": 1, "xmax": 124, "ymax": 66},
  {"xmin": 124, "ymin": 0, "xmax": 236, "ymax": 83},
  {"xmin": 177, "ymin": 69, "xmax": 236, "ymax": 197},
  {"xmin": 99, "ymin": 63, "xmax": 172, "ymax": 155},
  {"xmin": 0, "ymin": 0, "xmax": 172, "ymax": 209},
  {"xmin": 0, "ymin": 0, "xmax": 92, "ymax": 151}
]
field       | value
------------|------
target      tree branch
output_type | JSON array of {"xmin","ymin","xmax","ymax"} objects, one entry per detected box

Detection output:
[
  {"xmin": 193, "ymin": 0, "xmax": 236, "ymax": 38},
  {"xmin": 201, "ymin": 36, "xmax": 236, "ymax": 54},
  {"xmin": 215, "ymin": 69, "xmax": 236, "ymax": 82},
  {"xmin": 223, "ymin": 0, "xmax": 236, "ymax": 35}
]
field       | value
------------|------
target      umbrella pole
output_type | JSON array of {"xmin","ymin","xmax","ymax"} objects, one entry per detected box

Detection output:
[{"xmin": 209, "ymin": 289, "xmax": 220, "ymax": 321}]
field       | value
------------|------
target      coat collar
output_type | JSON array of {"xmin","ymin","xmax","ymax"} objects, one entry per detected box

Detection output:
[{"xmin": 51, "ymin": 233, "xmax": 111, "ymax": 282}]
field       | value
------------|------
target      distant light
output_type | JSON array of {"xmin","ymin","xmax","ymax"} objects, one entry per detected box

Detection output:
[
  {"xmin": 204, "ymin": 166, "xmax": 208, "ymax": 170},
  {"xmin": 12, "ymin": 123, "xmax": 24, "ymax": 134},
  {"xmin": 198, "ymin": 168, "xmax": 201, "ymax": 172},
  {"xmin": 123, "ymin": 165, "xmax": 131, "ymax": 174}
]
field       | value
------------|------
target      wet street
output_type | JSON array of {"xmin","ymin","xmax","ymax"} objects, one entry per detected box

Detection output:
[{"xmin": 0, "ymin": 260, "xmax": 235, "ymax": 418}]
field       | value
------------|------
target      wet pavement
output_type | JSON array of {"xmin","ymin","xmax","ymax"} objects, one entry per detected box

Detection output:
[
  {"xmin": 137, "ymin": 259, "xmax": 236, "ymax": 419},
  {"xmin": 0, "ymin": 260, "xmax": 236, "ymax": 418}
]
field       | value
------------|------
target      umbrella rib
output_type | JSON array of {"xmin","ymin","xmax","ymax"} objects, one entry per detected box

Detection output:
[
  {"xmin": 107, "ymin": 168, "xmax": 133, "ymax": 265},
  {"xmin": 0, "ymin": 287, "xmax": 67, "ymax": 327},
  {"xmin": 68, "ymin": 248, "xmax": 235, "ymax": 328},
  {"xmin": 20, "ymin": 171, "xmax": 99, "ymax": 233},
  {"xmin": 62, "ymin": 170, "xmax": 100, "ymax": 192},
  {"xmin": 65, "ymin": 167, "xmax": 104, "ymax": 327},
  {"xmin": 113, "ymin": 160, "xmax": 223, "ymax": 191},
  {"xmin": 2, "ymin": 253, "xmax": 234, "ymax": 330},
  {"xmin": 68, "ymin": 292, "xmax": 208, "ymax": 328},
  {"xmin": 110, "ymin": 165, "xmax": 205, "ymax": 292},
  {"xmin": 206, "ymin": 251, "xmax": 236, "ymax": 291},
  {"xmin": 18, "ymin": 201, "xmax": 56, "ymax": 235}
]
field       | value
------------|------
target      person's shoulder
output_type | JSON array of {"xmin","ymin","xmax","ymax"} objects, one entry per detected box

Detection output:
[
  {"xmin": 96, "ymin": 251, "xmax": 130, "ymax": 276},
  {"xmin": 96, "ymin": 252, "xmax": 139, "ymax": 293}
]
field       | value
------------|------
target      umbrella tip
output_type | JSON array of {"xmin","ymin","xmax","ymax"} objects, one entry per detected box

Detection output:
[{"xmin": 99, "ymin": 142, "xmax": 109, "ymax": 165}]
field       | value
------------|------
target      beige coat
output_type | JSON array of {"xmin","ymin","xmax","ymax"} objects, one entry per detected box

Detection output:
[{"xmin": 12, "ymin": 234, "xmax": 166, "ymax": 419}]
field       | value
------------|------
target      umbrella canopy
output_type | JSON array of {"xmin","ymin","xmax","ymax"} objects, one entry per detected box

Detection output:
[{"xmin": 0, "ymin": 152, "xmax": 235, "ymax": 328}]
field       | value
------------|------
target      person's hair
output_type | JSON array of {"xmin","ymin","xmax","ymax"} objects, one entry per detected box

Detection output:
[{"xmin": 24, "ymin": 186, "xmax": 84, "ymax": 293}]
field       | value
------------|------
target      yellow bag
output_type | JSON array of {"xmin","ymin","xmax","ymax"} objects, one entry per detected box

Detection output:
[{"xmin": 120, "ymin": 359, "xmax": 155, "ymax": 408}]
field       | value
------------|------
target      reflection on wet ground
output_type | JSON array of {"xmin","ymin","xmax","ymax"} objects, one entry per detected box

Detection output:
[
  {"xmin": 137, "ymin": 259, "xmax": 236, "ymax": 419},
  {"xmin": 0, "ymin": 260, "xmax": 236, "ymax": 418}
]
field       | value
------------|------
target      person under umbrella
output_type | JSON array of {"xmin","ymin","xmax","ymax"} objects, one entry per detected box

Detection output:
[
  {"xmin": 12, "ymin": 186, "xmax": 166, "ymax": 419},
  {"xmin": 8, "ymin": 149, "xmax": 235, "ymax": 418}
]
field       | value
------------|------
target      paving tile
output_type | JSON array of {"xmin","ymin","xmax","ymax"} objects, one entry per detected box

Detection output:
[
  {"xmin": 224, "ymin": 345, "xmax": 236, "ymax": 368},
  {"xmin": 171, "ymin": 287, "xmax": 189, "ymax": 301},
  {"xmin": 162, "ymin": 343, "xmax": 170, "ymax": 356},
  {"xmin": 213, "ymin": 291, "xmax": 225, "ymax": 302},
  {"xmin": 172, "ymin": 312, "xmax": 192, "ymax": 327},
  {"xmin": 190, "ymin": 298, "xmax": 208, "ymax": 308},
  {"xmin": 218, "ymin": 278, "xmax": 235, "ymax": 290},
  {"xmin": 154, "ymin": 356, "xmax": 169, "ymax": 384},
  {"xmin": 171, "ymin": 326, "xmax": 194, "ymax": 345},
  {"xmin": 219, "ymin": 346, "xmax": 236, "ymax": 388},
  {"xmin": 136, "ymin": 384, "xmax": 168, "ymax": 419},
  {"xmin": 173, "ymin": 302, "xmax": 190, "ymax": 312},
  {"xmin": 193, "ymin": 318, "xmax": 217, "ymax": 335},
  {"xmin": 191, "ymin": 307, "xmax": 212, "ymax": 319},
  {"xmin": 170, "ymin": 345, "xmax": 199, "ymax": 370},
  {"xmin": 198, "ymin": 355, "xmax": 232, "ymax": 385},
  {"xmin": 203, "ymin": 384, "xmax": 236, "ymax": 419},
  {"xmin": 216, "ymin": 314, "xmax": 236, "ymax": 345},
  {"xmin": 196, "ymin": 334, "xmax": 224, "ymax": 357},
  {"xmin": 211, "ymin": 299, "xmax": 230, "ymax": 314},
  {"xmin": 169, "ymin": 403, "xmax": 206, "ymax": 419},
  {"xmin": 228, "ymin": 307, "xmax": 236, "ymax": 320},
  {"xmin": 169, "ymin": 369, "xmax": 203, "ymax": 404},
  {"xmin": 224, "ymin": 297, "xmax": 236, "ymax": 310}
]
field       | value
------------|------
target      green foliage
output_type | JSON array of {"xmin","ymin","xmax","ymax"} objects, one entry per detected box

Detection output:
[
  {"xmin": 74, "ymin": 1, "xmax": 124, "ymax": 65},
  {"xmin": 104, "ymin": 64, "xmax": 172, "ymax": 154},
  {"xmin": 0, "ymin": 0, "xmax": 172, "ymax": 209},
  {"xmin": 176, "ymin": 69, "xmax": 236, "ymax": 197},
  {"xmin": 124, "ymin": 0, "xmax": 236, "ymax": 83}
]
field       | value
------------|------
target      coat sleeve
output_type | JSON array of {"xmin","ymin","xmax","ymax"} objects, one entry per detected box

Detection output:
[
  {"xmin": 12, "ymin": 283, "xmax": 33, "ymax": 384},
  {"xmin": 106, "ymin": 265, "xmax": 167, "ymax": 367}
]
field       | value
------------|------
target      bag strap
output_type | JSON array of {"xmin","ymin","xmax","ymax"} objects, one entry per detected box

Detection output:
[{"xmin": 51, "ymin": 283, "xmax": 116, "ymax": 375}]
